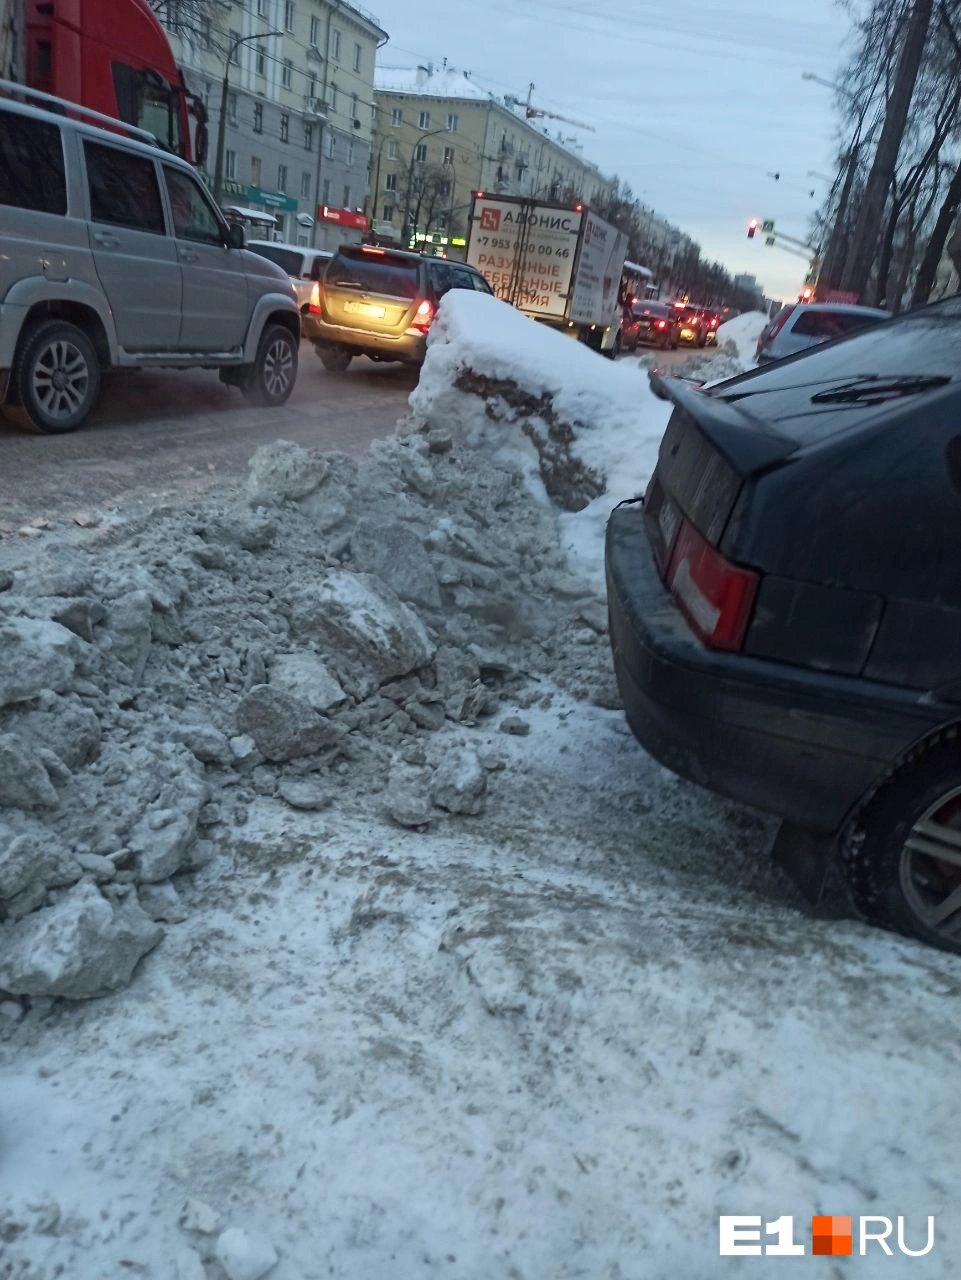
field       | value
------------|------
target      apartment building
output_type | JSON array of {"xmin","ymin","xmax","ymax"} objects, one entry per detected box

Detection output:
[
  {"xmin": 371, "ymin": 63, "xmax": 614, "ymax": 250},
  {"xmin": 162, "ymin": 0, "xmax": 386, "ymax": 247}
]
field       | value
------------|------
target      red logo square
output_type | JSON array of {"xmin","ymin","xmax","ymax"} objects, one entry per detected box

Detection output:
[
  {"xmin": 812, "ymin": 1216, "xmax": 853, "ymax": 1256},
  {"xmin": 480, "ymin": 208, "xmax": 501, "ymax": 231}
]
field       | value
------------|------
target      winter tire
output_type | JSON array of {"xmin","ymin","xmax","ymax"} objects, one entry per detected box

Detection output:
[
  {"xmin": 242, "ymin": 324, "xmax": 298, "ymax": 407},
  {"xmin": 317, "ymin": 346, "xmax": 352, "ymax": 373},
  {"xmin": 13, "ymin": 320, "xmax": 100, "ymax": 434},
  {"xmin": 841, "ymin": 733, "xmax": 961, "ymax": 954}
]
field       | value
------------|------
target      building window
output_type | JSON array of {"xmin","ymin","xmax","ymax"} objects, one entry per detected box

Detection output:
[
  {"xmin": 280, "ymin": 112, "xmax": 289, "ymax": 142},
  {"xmin": 446, "ymin": 113, "xmax": 458, "ymax": 132},
  {"xmin": 329, "ymin": 84, "xmax": 337, "ymax": 113},
  {"xmin": 309, "ymin": 14, "xmax": 320, "ymax": 46},
  {"xmin": 443, "ymin": 145, "xmax": 454, "ymax": 165},
  {"xmin": 301, "ymin": 170, "xmax": 311, "ymax": 198},
  {"xmin": 228, "ymin": 92, "xmax": 237, "ymax": 125},
  {"xmin": 251, "ymin": 155, "xmax": 262, "ymax": 185},
  {"xmin": 350, "ymin": 93, "xmax": 358, "ymax": 123},
  {"xmin": 325, "ymin": 132, "xmax": 334, "ymax": 159},
  {"xmin": 343, "ymin": 185, "xmax": 350, "ymax": 207},
  {"xmin": 331, "ymin": 29, "xmax": 341, "ymax": 61},
  {"xmin": 383, "ymin": 204, "xmax": 393, "ymax": 222},
  {"xmin": 414, "ymin": 143, "xmax": 427, "ymax": 163},
  {"xmin": 307, "ymin": 74, "xmax": 317, "ymax": 100},
  {"xmin": 278, "ymin": 163, "xmax": 288, "ymax": 192},
  {"xmin": 391, "ymin": 107, "xmax": 402, "ymax": 127},
  {"xmin": 322, "ymin": 179, "xmax": 330, "ymax": 203},
  {"xmin": 387, "ymin": 140, "xmax": 399, "ymax": 160},
  {"xmin": 284, "ymin": 0, "xmax": 295, "ymax": 31},
  {"xmin": 439, "ymin": 179, "xmax": 451, "ymax": 198},
  {"xmin": 418, "ymin": 110, "xmax": 430, "ymax": 129},
  {"xmin": 353, "ymin": 41, "xmax": 362, "ymax": 72},
  {"xmin": 225, "ymin": 149, "xmax": 236, "ymax": 180},
  {"xmin": 347, "ymin": 139, "xmax": 354, "ymax": 165},
  {"xmin": 257, "ymin": 0, "xmax": 268, "ymax": 15},
  {"xmin": 228, "ymin": 29, "xmax": 241, "ymax": 63},
  {"xmin": 304, "ymin": 122, "xmax": 313, "ymax": 150},
  {"xmin": 253, "ymin": 102, "xmax": 263, "ymax": 133},
  {"xmin": 282, "ymin": 59, "xmax": 292, "ymax": 89},
  {"xmin": 255, "ymin": 45, "xmax": 266, "ymax": 76},
  {"xmin": 385, "ymin": 172, "xmax": 397, "ymax": 191}
]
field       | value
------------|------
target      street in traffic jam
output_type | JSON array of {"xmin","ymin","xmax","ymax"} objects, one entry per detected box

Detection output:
[{"xmin": 0, "ymin": 0, "xmax": 959, "ymax": 1275}]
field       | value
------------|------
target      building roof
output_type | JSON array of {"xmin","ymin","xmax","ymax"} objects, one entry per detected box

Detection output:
[{"xmin": 375, "ymin": 65, "xmax": 496, "ymax": 102}]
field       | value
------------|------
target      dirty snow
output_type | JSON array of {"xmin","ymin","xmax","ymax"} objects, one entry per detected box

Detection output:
[
  {"xmin": 717, "ymin": 308, "xmax": 769, "ymax": 366},
  {"xmin": 0, "ymin": 290, "xmax": 958, "ymax": 1278}
]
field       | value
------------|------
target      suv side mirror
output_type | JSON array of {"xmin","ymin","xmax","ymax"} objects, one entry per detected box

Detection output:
[{"xmin": 227, "ymin": 222, "xmax": 245, "ymax": 250}]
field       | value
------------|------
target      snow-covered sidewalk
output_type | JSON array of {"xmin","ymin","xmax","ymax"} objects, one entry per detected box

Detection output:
[{"xmin": 1, "ymin": 298, "xmax": 957, "ymax": 1279}]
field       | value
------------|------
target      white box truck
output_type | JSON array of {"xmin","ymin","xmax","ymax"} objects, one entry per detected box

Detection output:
[{"xmin": 465, "ymin": 192, "xmax": 630, "ymax": 356}]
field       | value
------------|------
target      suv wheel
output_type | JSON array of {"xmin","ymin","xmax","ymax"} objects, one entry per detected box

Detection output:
[
  {"xmin": 242, "ymin": 325, "xmax": 298, "ymax": 407},
  {"xmin": 841, "ymin": 733, "xmax": 961, "ymax": 953},
  {"xmin": 14, "ymin": 320, "xmax": 100, "ymax": 434},
  {"xmin": 317, "ymin": 346, "xmax": 352, "ymax": 374}
]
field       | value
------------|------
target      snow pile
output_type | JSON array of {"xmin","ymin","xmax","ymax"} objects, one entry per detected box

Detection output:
[
  {"xmin": 410, "ymin": 290, "xmax": 755, "ymax": 583},
  {"xmin": 0, "ymin": 429, "xmax": 619, "ymax": 1005},
  {"xmin": 717, "ymin": 309, "xmax": 768, "ymax": 365}
]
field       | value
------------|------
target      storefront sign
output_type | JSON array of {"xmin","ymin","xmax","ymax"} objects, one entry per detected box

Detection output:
[{"xmin": 318, "ymin": 205, "xmax": 370, "ymax": 231}]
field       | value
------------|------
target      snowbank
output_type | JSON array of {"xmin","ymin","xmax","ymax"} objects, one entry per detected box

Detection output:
[{"xmin": 717, "ymin": 309, "xmax": 768, "ymax": 366}]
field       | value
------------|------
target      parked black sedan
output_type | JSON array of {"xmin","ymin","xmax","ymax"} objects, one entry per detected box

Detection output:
[{"xmin": 606, "ymin": 296, "xmax": 961, "ymax": 952}]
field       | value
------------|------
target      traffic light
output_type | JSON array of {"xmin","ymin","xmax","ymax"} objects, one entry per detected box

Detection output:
[{"xmin": 747, "ymin": 219, "xmax": 759, "ymax": 239}]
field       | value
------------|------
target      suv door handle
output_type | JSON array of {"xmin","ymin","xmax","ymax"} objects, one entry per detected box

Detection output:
[
  {"xmin": 179, "ymin": 249, "xmax": 199, "ymax": 263},
  {"xmin": 93, "ymin": 232, "xmax": 120, "ymax": 248}
]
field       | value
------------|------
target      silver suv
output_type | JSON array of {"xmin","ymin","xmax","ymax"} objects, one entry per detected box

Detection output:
[
  {"xmin": 756, "ymin": 301, "xmax": 890, "ymax": 363},
  {"xmin": 0, "ymin": 84, "xmax": 300, "ymax": 434}
]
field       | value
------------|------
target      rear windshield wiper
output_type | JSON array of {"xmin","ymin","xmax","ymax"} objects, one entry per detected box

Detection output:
[{"xmin": 809, "ymin": 374, "xmax": 951, "ymax": 404}]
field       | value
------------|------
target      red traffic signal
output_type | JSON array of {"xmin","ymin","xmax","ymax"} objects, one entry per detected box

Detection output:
[{"xmin": 747, "ymin": 219, "xmax": 759, "ymax": 240}]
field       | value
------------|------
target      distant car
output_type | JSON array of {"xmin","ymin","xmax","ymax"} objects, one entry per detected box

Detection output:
[
  {"xmin": 304, "ymin": 246, "xmax": 493, "ymax": 371},
  {"xmin": 607, "ymin": 296, "xmax": 961, "ymax": 954},
  {"xmin": 623, "ymin": 300, "xmax": 680, "ymax": 351},
  {"xmin": 757, "ymin": 302, "xmax": 890, "ymax": 362},
  {"xmin": 247, "ymin": 241, "xmax": 333, "ymax": 315},
  {"xmin": 673, "ymin": 303, "xmax": 707, "ymax": 347}
]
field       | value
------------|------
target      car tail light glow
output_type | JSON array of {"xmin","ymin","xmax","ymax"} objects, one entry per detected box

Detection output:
[
  {"xmin": 309, "ymin": 281, "xmax": 322, "ymax": 315},
  {"xmin": 361, "ymin": 244, "xmax": 386, "ymax": 255},
  {"xmin": 666, "ymin": 519, "xmax": 759, "ymax": 652},
  {"xmin": 656, "ymin": 320, "xmax": 667, "ymax": 329},
  {"xmin": 407, "ymin": 298, "xmax": 435, "ymax": 334}
]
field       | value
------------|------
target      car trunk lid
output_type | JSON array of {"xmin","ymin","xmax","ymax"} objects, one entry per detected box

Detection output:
[{"xmin": 321, "ymin": 248, "xmax": 422, "ymax": 336}]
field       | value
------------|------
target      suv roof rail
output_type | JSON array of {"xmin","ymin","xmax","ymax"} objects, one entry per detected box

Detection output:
[{"xmin": 0, "ymin": 78, "xmax": 161, "ymax": 147}]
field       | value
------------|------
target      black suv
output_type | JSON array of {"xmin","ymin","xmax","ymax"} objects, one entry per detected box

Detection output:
[
  {"xmin": 606, "ymin": 296, "xmax": 961, "ymax": 952},
  {"xmin": 304, "ymin": 246, "xmax": 493, "ymax": 371}
]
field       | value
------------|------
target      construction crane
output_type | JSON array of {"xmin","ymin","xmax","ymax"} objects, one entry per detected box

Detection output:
[{"xmin": 505, "ymin": 83, "xmax": 597, "ymax": 133}]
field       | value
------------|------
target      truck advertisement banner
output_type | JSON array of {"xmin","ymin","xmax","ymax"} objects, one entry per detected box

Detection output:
[
  {"xmin": 569, "ymin": 212, "xmax": 629, "ymax": 326},
  {"xmin": 466, "ymin": 197, "xmax": 582, "ymax": 319}
]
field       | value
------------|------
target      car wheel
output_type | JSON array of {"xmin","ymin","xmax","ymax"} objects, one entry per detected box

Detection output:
[
  {"xmin": 13, "ymin": 320, "xmax": 100, "ymax": 434},
  {"xmin": 841, "ymin": 732, "xmax": 961, "ymax": 953},
  {"xmin": 242, "ymin": 324, "xmax": 298, "ymax": 407},
  {"xmin": 317, "ymin": 346, "xmax": 352, "ymax": 373}
]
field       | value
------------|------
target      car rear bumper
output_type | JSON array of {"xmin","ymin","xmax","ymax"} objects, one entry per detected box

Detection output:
[
  {"xmin": 605, "ymin": 505, "xmax": 942, "ymax": 832},
  {"xmin": 304, "ymin": 316, "xmax": 426, "ymax": 364}
]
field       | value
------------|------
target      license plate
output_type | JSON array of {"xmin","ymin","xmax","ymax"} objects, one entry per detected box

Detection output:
[
  {"xmin": 658, "ymin": 497, "xmax": 680, "ymax": 549},
  {"xmin": 344, "ymin": 301, "xmax": 385, "ymax": 318}
]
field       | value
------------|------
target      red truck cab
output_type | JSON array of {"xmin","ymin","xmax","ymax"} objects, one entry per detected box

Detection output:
[{"xmin": 23, "ymin": 0, "xmax": 206, "ymax": 163}]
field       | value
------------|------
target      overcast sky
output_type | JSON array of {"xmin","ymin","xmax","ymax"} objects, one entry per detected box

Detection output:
[{"xmin": 369, "ymin": 0, "xmax": 855, "ymax": 300}]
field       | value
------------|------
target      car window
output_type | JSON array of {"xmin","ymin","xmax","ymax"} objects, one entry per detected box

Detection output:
[
  {"xmin": 163, "ymin": 166, "xmax": 224, "ymax": 246},
  {"xmin": 84, "ymin": 141, "xmax": 164, "ymax": 234},
  {"xmin": 430, "ymin": 262, "xmax": 454, "ymax": 296},
  {"xmin": 450, "ymin": 266, "xmax": 479, "ymax": 292},
  {"xmin": 835, "ymin": 310, "xmax": 888, "ymax": 334},
  {"xmin": 248, "ymin": 244, "xmax": 303, "ymax": 276},
  {"xmin": 470, "ymin": 272, "xmax": 493, "ymax": 295},
  {"xmin": 0, "ymin": 111, "xmax": 67, "ymax": 215},
  {"xmin": 326, "ymin": 251, "xmax": 419, "ymax": 298},
  {"xmin": 309, "ymin": 254, "xmax": 331, "ymax": 280},
  {"xmin": 792, "ymin": 310, "xmax": 850, "ymax": 340}
]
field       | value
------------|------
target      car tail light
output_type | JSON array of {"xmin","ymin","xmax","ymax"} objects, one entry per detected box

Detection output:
[
  {"xmin": 407, "ymin": 298, "xmax": 435, "ymax": 334},
  {"xmin": 766, "ymin": 305, "xmax": 796, "ymax": 341},
  {"xmin": 361, "ymin": 244, "xmax": 386, "ymax": 255},
  {"xmin": 309, "ymin": 281, "xmax": 322, "ymax": 315},
  {"xmin": 656, "ymin": 320, "xmax": 667, "ymax": 330},
  {"xmin": 666, "ymin": 519, "xmax": 759, "ymax": 652}
]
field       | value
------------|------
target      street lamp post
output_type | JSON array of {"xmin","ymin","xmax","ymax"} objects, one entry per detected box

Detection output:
[{"xmin": 212, "ymin": 29, "xmax": 282, "ymax": 205}]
